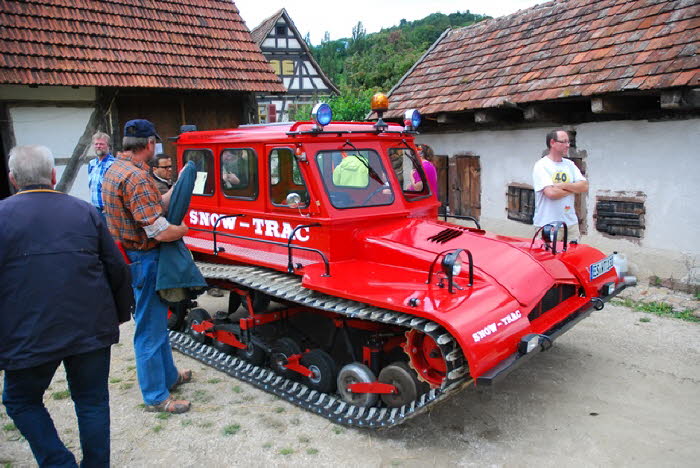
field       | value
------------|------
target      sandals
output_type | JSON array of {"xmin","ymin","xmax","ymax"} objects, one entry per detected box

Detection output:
[
  {"xmin": 170, "ymin": 369, "xmax": 193, "ymax": 390},
  {"xmin": 146, "ymin": 396, "xmax": 191, "ymax": 414}
]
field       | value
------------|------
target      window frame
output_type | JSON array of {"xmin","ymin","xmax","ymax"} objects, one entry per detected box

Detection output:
[
  {"xmin": 220, "ymin": 147, "xmax": 259, "ymax": 201},
  {"xmin": 183, "ymin": 148, "xmax": 215, "ymax": 197},
  {"xmin": 268, "ymin": 147, "xmax": 310, "ymax": 209}
]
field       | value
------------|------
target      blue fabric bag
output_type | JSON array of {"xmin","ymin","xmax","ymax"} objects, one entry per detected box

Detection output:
[{"xmin": 156, "ymin": 161, "xmax": 207, "ymax": 297}]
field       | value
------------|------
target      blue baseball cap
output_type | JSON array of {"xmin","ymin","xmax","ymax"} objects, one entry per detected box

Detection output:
[{"xmin": 124, "ymin": 119, "xmax": 161, "ymax": 141}]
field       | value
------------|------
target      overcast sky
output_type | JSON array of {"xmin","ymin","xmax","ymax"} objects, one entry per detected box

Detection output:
[{"xmin": 235, "ymin": 0, "xmax": 548, "ymax": 45}]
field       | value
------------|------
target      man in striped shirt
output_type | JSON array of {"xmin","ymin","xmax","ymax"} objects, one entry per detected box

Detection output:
[{"xmin": 87, "ymin": 131, "xmax": 114, "ymax": 220}]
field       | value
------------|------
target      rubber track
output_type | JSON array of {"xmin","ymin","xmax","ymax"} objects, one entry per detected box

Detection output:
[{"xmin": 169, "ymin": 262, "xmax": 470, "ymax": 428}]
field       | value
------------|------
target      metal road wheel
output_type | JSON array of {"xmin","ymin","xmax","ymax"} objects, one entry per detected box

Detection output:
[
  {"xmin": 270, "ymin": 337, "xmax": 302, "ymax": 379},
  {"xmin": 237, "ymin": 339, "xmax": 267, "ymax": 366},
  {"xmin": 405, "ymin": 329, "xmax": 447, "ymax": 387},
  {"xmin": 212, "ymin": 323, "xmax": 239, "ymax": 355},
  {"xmin": 186, "ymin": 308, "xmax": 212, "ymax": 344},
  {"xmin": 300, "ymin": 349, "xmax": 337, "ymax": 394},
  {"xmin": 337, "ymin": 363, "xmax": 379, "ymax": 408},
  {"xmin": 378, "ymin": 361, "xmax": 421, "ymax": 408}
]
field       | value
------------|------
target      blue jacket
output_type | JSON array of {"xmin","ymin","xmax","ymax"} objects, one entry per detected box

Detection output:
[
  {"xmin": 156, "ymin": 161, "xmax": 207, "ymax": 294},
  {"xmin": 0, "ymin": 189, "xmax": 134, "ymax": 370}
]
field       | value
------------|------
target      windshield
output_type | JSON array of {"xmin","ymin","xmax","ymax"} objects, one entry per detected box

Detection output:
[{"xmin": 315, "ymin": 149, "xmax": 394, "ymax": 208}]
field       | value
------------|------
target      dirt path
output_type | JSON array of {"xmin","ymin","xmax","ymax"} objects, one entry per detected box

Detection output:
[{"xmin": 2, "ymin": 297, "xmax": 699, "ymax": 467}]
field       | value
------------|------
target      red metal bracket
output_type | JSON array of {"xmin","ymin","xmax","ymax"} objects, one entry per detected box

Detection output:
[
  {"xmin": 346, "ymin": 382, "xmax": 398, "ymax": 394},
  {"xmin": 283, "ymin": 353, "xmax": 314, "ymax": 378},
  {"xmin": 191, "ymin": 320, "xmax": 214, "ymax": 334},
  {"xmin": 211, "ymin": 330, "xmax": 245, "ymax": 350}
]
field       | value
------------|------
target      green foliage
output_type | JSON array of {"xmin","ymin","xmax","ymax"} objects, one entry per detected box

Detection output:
[
  {"xmin": 328, "ymin": 88, "xmax": 376, "ymax": 121},
  {"xmin": 279, "ymin": 447, "xmax": 294, "ymax": 455},
  {"xmin": 52, "ymin": 390, "xmax": 70, "ymax": 400},
  {"xmin": 2, "ymin": 423, "xmax": 17, "ymax": 432},
  {"xmin": 311, "ymin": 11, "xmax": 488, "ymax": 92},
  {"xmin": 307, "ymin": 448, "xmax": 319, "ymax": 455},
  {"xmin": 223, "ymin": 424, "xmax": 241, "ymax": 436},
  {"xmin": 612, "ymin": 299, "xmax": 700, "ymax": 323}
]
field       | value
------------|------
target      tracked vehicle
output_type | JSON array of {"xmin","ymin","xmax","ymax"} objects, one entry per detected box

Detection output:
[{"xmin": 169, "ymin": 99, "xmax": 634, "ymax": 427}]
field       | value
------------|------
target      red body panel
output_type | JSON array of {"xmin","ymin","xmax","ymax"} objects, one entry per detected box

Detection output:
[{"xmin": 178, "ymin": 121, "xmax": 620, "ymax": 380}]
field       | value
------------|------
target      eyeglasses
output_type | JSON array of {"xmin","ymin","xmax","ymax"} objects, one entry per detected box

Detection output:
[{"xmin": 554, "ymin": 140, "xmax": 570, "ymax": 144}]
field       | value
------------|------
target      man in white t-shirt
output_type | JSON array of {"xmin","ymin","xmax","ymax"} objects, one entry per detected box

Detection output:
[{"xmin": 532, "ymin": 129, "xmax": 588, "ymax": 242}]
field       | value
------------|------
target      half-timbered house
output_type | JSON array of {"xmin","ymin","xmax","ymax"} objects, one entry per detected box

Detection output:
[
  {"xmin": 0, "ymin": 0, "xmax": 284, "ymax": 200},
  {"xmin": 251, "ymin": 9, "xmax": 339, "ymax": 123}
]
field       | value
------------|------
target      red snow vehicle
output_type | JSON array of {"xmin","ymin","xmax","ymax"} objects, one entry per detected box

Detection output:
[{"xmin": 169, "ymin": 99, "xmax": 634, "ymax": 427}]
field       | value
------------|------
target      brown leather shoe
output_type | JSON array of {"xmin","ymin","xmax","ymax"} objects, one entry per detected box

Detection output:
[
  {"xmin": 146, "ymin": 396, "xmax": 191, "ymax": 414},
  {"xmin": 170, "ymin": 369, "xmax": 193, "ymax": 390}
]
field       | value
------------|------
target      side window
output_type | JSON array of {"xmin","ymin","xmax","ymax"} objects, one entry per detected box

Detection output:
[
  {"xmin": 316, "ymin": 150, "xmax": 394, "ymax": 208},
  {"xmin": 269, "ymin": 148, "xmax": 308, "ymax": 208},
  {"xmin": 389, "ymin": 148, "xmax": 430, "ymax": 201},
  {"xmin": 221, "ymin": 148, "xmax": 258, "ymax": 200},
  {"xmin": 183, "ymin": 149, "xmax": 214, "ymax": 196}
]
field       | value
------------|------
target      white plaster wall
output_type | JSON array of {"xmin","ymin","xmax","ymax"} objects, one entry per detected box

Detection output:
[{"xmin": 417, "ymin": 118, "xmax": 700, "ymax": 282}]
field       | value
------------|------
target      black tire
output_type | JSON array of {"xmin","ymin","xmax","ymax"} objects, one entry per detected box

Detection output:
[
  {"xmin": 186, "ymin": 308, "xmax": 212, "ymax": 344},
  {"xmin": 237, "ymin": 339, "xmax": 267, "ymax": 366},
  {"xmin": 337, "ymin": 363, "xmax": 379, "ymax": 408},
  {"xmin": 212, "ymin": 323, "xmax": 239, "ymax": 355},
  {"xmin": 378, "ymin": 361, "xmax": 421, "ymax": 408},
  {"xmin": 300, "ymin": 349, "xmax": 337, "ymax": 393},
  {"xmin": 270, "ymin": 337, "xmax": 302, "ymax": 379}
]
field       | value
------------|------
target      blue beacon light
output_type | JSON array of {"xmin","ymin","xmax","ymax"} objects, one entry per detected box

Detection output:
[
  {"xmin": 311, "ymin": 103, "xmax": 333, "ymax": 130},
  {"xmin": 403, "ymin": 109, "xmax": 421, "ymax": 130}
]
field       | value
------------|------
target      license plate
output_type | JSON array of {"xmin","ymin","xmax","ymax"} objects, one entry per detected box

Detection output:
[{"xmin": 590, "ymin": 255, "xmax": 614, "ymax": 280}]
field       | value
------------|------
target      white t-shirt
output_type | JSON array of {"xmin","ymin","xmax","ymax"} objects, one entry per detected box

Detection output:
[{"xmin": 532, "ymin": 156, "xmax": 586, "ymax": 227}]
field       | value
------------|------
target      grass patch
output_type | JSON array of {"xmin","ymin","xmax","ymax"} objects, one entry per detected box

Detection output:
[
  {"xmin": 152, "ymin": 424, "xmax": 164, "ymax": 433},
  {"xmin": 2, "ymin": 423, "xmax": 17, "ymax": 432},
  {"xmin": 232, "ymin": 385, "xmax": 243, "ymax": 393},
  {"xmin": 192, "ymin": 390, "xmax": 213, "ymax": 403},
  {"xmin": 52, "ymin": 390, "xmax": 70, "ymax": 400},
  {"xmin": 181, "ymin": 419, "xmax": 193, "ymax": 427},
  {"xmin": 223, "ymin": 424, "xmax": 241, "ymax": 436},
  {"xmin": 197, "ymin": 421, "xmax": 214, "ymax": 429},
  {"xmin": 155, "ymin": 413, "xmax": 171, "ymax": 420},
  {"xmin": 612, "ymin": 299, "xmax": 700, "ymax": 323},
  {"xmin": 274, "ymin": 406, "xmax": 285, "ymax": 413},
  {"xmin": 109, "ymin": 377, "xmax": 122, "ymax": 384},
  {"xmin": 126, "ymin": 365, "xmax": 136, "ymax": 372},
  {"xmin": 119, "ymin": 383, "xmax": 134, "ymax": 390},
  {"xmin": 137, "ymin": 403, "xmax": 146, "ymax": 409},
  {"xmin": 262, "ymin": 442, "xmax": 273, "ymax": 449},
  {"xmin": 207, "ymin": 378, "xmax": 222, "ymax": 384},
  {"xmin": 306, "ymin": 448, "xmax": 319, "ymax": 455},
  {"xmin": 332, "ymin": 426, "xmax": 345, "ymax": 435},
  {"xmin": 639, "ymin": 317, "xmax": 651, "ymax": 323},
  {"xmin": 298, "ymin": 435, "xmax": 310, "ymax": 443},
  {"xmin": 242, "ymin": 395, "xmax": 255, "ymax": 402},
  {"xmin": 279, "ymin": 448, "xmax": 294, "ymax": 456}
]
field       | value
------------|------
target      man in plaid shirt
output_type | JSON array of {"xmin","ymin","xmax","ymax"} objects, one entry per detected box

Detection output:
[
  {"xmin": 102, "ymin": 119, "xmax": 192, "ymax": 414},
  {"xmin": 86, "ymin": 131, "xmax": 114, "ymax": 220}
]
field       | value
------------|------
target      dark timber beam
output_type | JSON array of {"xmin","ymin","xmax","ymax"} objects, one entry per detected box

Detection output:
[
  {"xmin": 591, "ymin": 96, "xmax": 633, "ymax": 114},
  {"xmin": 523, "ymin": 104, "xmax": 560, "ymax": 121},
  {"xmin": 660, "ymin": 88, "xmax": 700, "ymax": 110}
]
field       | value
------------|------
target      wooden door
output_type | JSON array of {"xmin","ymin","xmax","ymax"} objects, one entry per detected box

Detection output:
[
  {"xmin": 434, "ymin": 154, "xmax": 448, "ymax": 215},
  {"xmin": 450, "ymin": 155, "xmax": 481, "ymax": 219}
]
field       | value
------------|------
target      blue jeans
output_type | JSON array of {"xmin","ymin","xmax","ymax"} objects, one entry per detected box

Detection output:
[
  {"xmin": 2, "ymin": 346, "xmax": 111, "ymax": 468},
  {"xmin": 126, "ymin": 248, "xmax": 178, "ymax": 405}
]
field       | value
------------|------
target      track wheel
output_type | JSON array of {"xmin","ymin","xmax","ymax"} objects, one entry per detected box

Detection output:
[
  {"xmin": 405, "ymin": 329, "xmax": 447, "ymax": 387},
  {"xmin": 186, "ymin": 308, "xmax": 212, "ymax": 344},
  {"xmin": 237, "ymin": 340, "xmax": 267, "ymax": 366},
  {"xmin": 270, "ymin": 337, "xmax": 302, "ymax": 379},
  {"xmin": 378, "ymin": 361, "xmax": 422, "ymax": 408},
  {"xmin": 301, "ymin": 349, "xmax": 337, "ymax": 393},
  {"xmin": 212, "ymin": 323, "xmax": 239, "ymax": 355},
  {"xmin": 337, "ymin": 363, "xmax": 379, "ymax": 408}
]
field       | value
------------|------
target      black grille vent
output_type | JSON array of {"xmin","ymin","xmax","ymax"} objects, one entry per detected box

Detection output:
[
  {"xmin": 428, "ymin": 228, "xmax": 465, "ymax": 244},
  {"xmin": 529, "ymin": 284, "xmax": 578, "ymax": 321}
]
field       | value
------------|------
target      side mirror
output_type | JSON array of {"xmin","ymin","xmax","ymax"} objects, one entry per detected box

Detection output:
[{"xmin": 286, "ymin": 192, "xmax": 302, "ymax": 209}]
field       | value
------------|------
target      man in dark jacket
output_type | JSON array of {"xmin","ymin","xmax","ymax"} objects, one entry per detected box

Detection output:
[{"xmin": 0, "ymin": 145, "xmax": 133, "ymax": 467}]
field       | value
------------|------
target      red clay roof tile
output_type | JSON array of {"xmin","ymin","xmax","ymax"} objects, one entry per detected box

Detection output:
[
  {"xmin": 387, "ymin": 0, "xmax": 699, "ymax": 118},
  {"xmin": 0, "ymin": 0, "xmax": 284, "ymax": 92}
]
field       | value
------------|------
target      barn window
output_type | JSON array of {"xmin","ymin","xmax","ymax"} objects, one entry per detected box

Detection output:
[
  {"xmin": 282, "ymin": 60, "xmax": 295, "ymax": 75},
  {"xmin": 269, "ymin": 60, "xmax": 281, "ymax": 75},
  {"xmin": 595, "ymin": 197, "xmax": 645, "ymax": 238},
  {"xmin": 507, "ymin": 184, "xmax": 534, "ymax": 224},
  {"xmin": 275, "ymin": 25, "xmax": 287, "ymax": 36}
]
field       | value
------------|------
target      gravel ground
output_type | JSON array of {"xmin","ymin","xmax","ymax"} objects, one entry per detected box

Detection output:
[{"xmin": 2, "ymin": 290, "xmax": 699, "ymax": 467}]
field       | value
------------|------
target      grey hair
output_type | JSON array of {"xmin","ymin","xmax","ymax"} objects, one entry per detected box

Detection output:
[
  {"xmin": 122, "ymin": 135, "xmax": 155, "ymax": 152},
  {"xmin": 8, "ymin": 145, "xmax": 55, "ymax": 188},
  {"xmin": 92, "ymin": 131, "xmax": 111, "ymax": 145}
]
